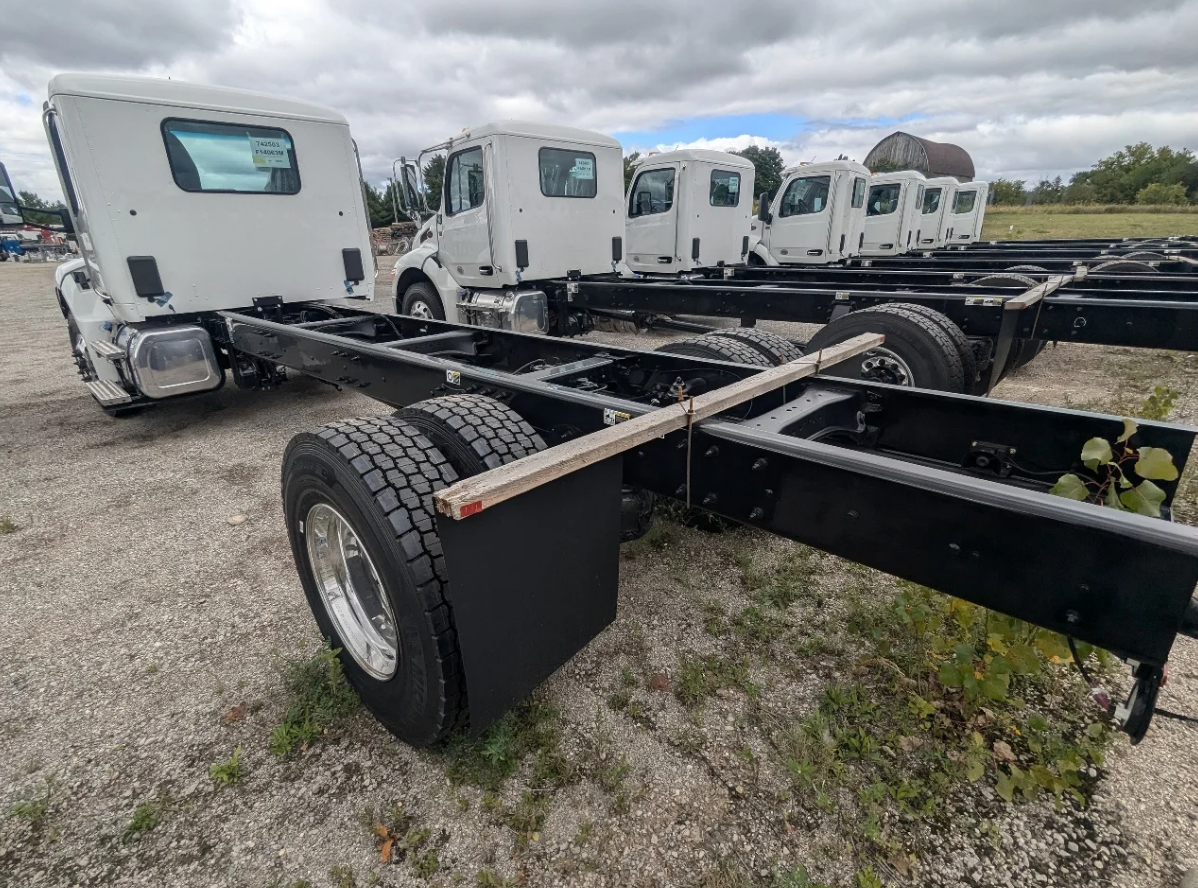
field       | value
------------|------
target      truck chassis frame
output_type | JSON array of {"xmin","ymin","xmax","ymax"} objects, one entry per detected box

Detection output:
[{"xmin": 219, "ymin": 302, "xmax": 1198, "ymax": 744}]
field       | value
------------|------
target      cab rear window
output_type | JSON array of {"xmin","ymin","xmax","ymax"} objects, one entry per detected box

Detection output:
[
  {"xmin": 162, "ymin": 119, "xmax": 300, "ymax": 194},
  {"xmin": 539, "ymin": 147, "xmax": 597, "ymax": 198}
]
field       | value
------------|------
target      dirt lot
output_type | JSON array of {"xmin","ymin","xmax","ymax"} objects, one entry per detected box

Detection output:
[{"xmin": 2, "ymin": 260, "xmax": 1197, "ymax": 888}]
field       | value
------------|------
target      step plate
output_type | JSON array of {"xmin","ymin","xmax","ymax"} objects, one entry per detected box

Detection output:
[
  {"xmin": 85, "ymin": 378, "xmax": 133, "ymax": 406},
  {"xmin": 90, "ymin": 340, "xmax": 124, "ymax": 360}
]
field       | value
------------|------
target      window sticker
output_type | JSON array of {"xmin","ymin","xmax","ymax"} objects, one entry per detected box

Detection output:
[
  {"xmin": 571, "ymin": 157, "xmax": 594, "ymax": 179},
  {"xmin": 250, "ymin": 136, "xmax": 292, "ymax": 169}
]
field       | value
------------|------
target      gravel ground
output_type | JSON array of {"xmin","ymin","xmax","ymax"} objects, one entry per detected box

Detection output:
[{"xmin": 1, "ymin": 259, "xmax": 1196, "ymax": 888}]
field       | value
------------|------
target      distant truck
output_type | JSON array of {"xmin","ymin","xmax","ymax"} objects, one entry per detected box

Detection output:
[
  {"xmin": 625, "ymin": 149, "xmax": 755, "ymax": 273},
  {"xmin": 747, "ymin": 160, "xmax": 871, "ymax": 265}
]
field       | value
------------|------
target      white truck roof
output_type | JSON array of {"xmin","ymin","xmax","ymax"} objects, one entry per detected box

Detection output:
[
  {"xmin": 47, "ymin": 74, "xmax": 348, "ymax": 125},
  {"xmin": 869, "ymin": 169, "xmax": 928, "ymax": 183},
  {"xmin": 437, "ymin": 120, "xmax": 622, "ymax": 150},
  {"xmin": 782, "ymin": 160, "xmax": 870, "ymax": 176},
  {"xmin": 635, "ymin": 149, "xmax": 754, "ymax": 168}
]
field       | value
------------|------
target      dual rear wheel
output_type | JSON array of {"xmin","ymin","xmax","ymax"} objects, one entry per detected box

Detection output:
[{"xmin": 282, "ymin": 395, "xmax": 545, "ymax": 746}]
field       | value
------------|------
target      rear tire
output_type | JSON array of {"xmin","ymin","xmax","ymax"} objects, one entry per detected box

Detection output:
[
  {"xmin": 964, "ymin": 273, "xmax": 1038, "ymax": 289},
  {"xmin": 875, "ymin": 304, "xmax": 979, "ymax": 394},
  {"xmin": 704, "ymin": 328, "xmax": 803, "ymax": 365},
  {"xmin": 401, "ymin": 282, "xmax": 447, "ymax": 320},
  {"xmin": 282, "ymin": 417, "xmax": 466, "ymax": 747},
  {"xmin": 1091, "ymin": 260, "xmax": 1160, "ymax": 274},
  {"xmin": 394, "ymin": 394, "xmax": 546, "ymax": 476},
  {"xmin": 804, "ymin": 305, "xmax": 965, "ymax": 392},
  {"xmin": 654, "ymin": 334, "xmax": 774, "ymax": 367}
]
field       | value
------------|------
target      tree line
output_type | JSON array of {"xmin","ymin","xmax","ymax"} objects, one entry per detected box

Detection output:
[{"xmin": 990, "ymin": 143, "xmax": 1198, "ymax": 207}]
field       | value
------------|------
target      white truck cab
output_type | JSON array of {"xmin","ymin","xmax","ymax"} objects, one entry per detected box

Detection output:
[
  {"xmin": 624, "ymin": 149, "xmax": 754, "ymax": 274},
  {"xmin": 393, "ymin": 121, "xmax": 624, "ymax": 330},
  {"xmin": 861, "ymin": 170, "xmax": 928, "ymax": 256},
  {"xmin": 45, "ymin": 73, "xmax": 374, "ymax": 412},
  {"xmin": 748, "ymin": 160, "xmax": 870, "ymax": 266},
  {"xmin": 914, "ymin": 176, "xmax": 958, "ymax": 249},
  {"xmin": 941, "ymin": 181, "xmax": 990, "ymax": 244}
]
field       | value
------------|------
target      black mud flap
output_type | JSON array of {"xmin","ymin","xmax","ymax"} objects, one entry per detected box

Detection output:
[{"xmin": 436, "ymin": 457, "xmax": 623, "ymax": 733}]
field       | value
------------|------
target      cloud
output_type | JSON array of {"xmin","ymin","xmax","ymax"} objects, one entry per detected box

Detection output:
[
  {"xmin": 2, "ymin": 0, "xmax": 1198, "ymax": 201},
  {"xmin": 0, "ymin": 0, "xmax": 238, "ymax": 76}
]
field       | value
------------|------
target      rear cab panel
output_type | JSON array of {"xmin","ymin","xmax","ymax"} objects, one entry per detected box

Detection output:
[{"xmin": 47, "ymin": 74, "xmax": 373, "ymax": 323}]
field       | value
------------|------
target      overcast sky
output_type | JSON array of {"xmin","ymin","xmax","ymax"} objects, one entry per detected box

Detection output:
[{"xmin": 3, "ymin": 0, "xmax": 1198, "ymax": 202}]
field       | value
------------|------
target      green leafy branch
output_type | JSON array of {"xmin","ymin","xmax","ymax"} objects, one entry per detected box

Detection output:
[{"xmin": 1050, "ymin": 419, "xmax": 1178, "ymax": 517}]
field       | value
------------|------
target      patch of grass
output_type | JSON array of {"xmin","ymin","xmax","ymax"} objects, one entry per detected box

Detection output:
[
  {"xmin": 446, "ymin": 700, "xmax": 566, "ymax": 792},
  {"xmin": 329, "ymin": 865, "xmax": 356, "ymax": 888},
  {"xmin": 0, "ymin": 516, "xmax": 18, "ymax": 534},
  {"xmin": 574, "ymin": 818, "xmax": 594, "ymax": 845},
  {"xmin": 123, "ymin": 800, "xmax": 162, "ymax": 840},
  {"xmin": 476, "ymin": 870, "xmax": 518, "ymax": 887},
  {"xmin": 504, "ymin": 790, "xmax": 550, "ymax": 847},
  {"xmin": 773, "ymin": 866, "xmax": 830, "ymax": 888},
  {"xmin": 770, "ymin": 575, "xmax": 1115, "ymax": 872},
  {"xmin": 739, "ymin": 547, "xmax": 815, "ymax": 609},
  {"xmin": 854, "ymin": 867, "xmax": 883, "ymax": 888},
  {"xmin": 363, "ymin": 803, "xmax": 430, "ymax": 867},
  {"xmin": 983, "ymin": 209, "xmax": 1198, "ymax": 240},
  {"xmin": 621, "ymin": 520, "xmax": 677, "ymax": 557},
  {"xmin": 676, "ymin": 654, "xmax": 751, "ymax": 707},
  {"xmin": 702, "ymin": 600, "xmax": 728, "ymax": 636},
  {"xmin": 731, "ymin": 605, "xmax": 788, "ymax": 646},
  {"xmin": 269, "ymin": 645, "xmax": 359, "ymax": 758},
  {"xmin": 209, "ymin": 746, "xmax": 243, "ymax": 787},
  {"xmin": 414, "ymin": 851, "xmax": 438, "ymax": 878},
  {"xmin": 7, "ymin": 779, "xmax": 55, "ymax": 832}
]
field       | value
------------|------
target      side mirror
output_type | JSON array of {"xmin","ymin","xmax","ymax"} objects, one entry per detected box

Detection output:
[
  {"xmin": 757, "ymin": 193, "xmax": 771, "ymax": 224},
  {"xmin": 57, "ymin": 208, "xmax": 74, "ymax": 235},
  {"xmin": 635, "ymin": 191, "xmax": 652, "ymax": 215}
]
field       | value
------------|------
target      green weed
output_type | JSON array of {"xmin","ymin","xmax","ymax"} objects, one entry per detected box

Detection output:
[
  {"xmin": 269, "ymin": 645, "xmax": 359, "ymax": 757},
  {"xmin": 676, "ymin": 654, "xmax": 750, "ymax": 707},
  {"xmin": 209, "ymin": 746, "xmax": 243, "ymax": 787},
  {"xmin": 446, "ymin": 701, "xmax": 563, "ymax": 791},
  {"xmin": 123, "ymin": 800, "xmax": 162, "ymax": 840}
]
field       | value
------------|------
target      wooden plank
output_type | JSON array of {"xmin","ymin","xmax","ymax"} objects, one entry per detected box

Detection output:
[
  {"xmin": 434, "ymin": 332, "xmax": 883, "ymax": 520},
  {"xmin": 1003, "ymin": 274, "xmax": 1070, "ymax": 311}
]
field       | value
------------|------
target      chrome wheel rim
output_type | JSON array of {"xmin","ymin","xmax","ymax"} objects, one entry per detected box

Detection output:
[
  {"xmin": 408, "ymin": 299, "xmax": 434, "ymax": 320},
  {"xmin": 305, "ymin": 504, "xmax": 398, "ymax": 680},
  {"xmin": 858, "ymin": 347, "xmax": 914, "ymax": 386}
]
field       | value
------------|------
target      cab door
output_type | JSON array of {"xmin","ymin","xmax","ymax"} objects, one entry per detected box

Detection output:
[
  {"xmin": 438, "ymin": 143, "xmax": 492, "ymax": 284},
  {"xmin": 918, "ymin": 186, "xmax": 945, "ymax": 247},
  {"xmin": 765, "ymin": 174, "xmax": 833, "ymax": 263},
  {"xmin": 945, "ymin": 188, "xmax": 980, "ymax": 243},
  {"xmin": 625, "ymin": 163, "xmax": 679, "ymax": 272}
]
